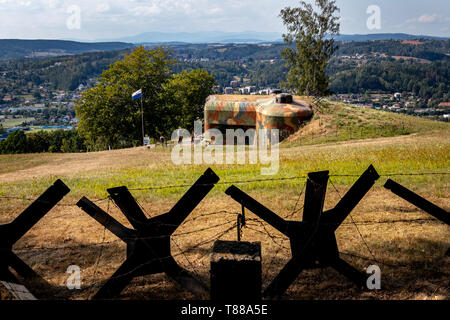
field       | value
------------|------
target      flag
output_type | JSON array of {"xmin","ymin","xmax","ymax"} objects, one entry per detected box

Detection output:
[{"xmin": 132, "ymin": 89, "xmax": 142, "ymax": 101}]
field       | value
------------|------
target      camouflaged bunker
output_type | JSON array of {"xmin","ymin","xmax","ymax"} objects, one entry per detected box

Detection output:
[{"xmin": 204, "ymin": 93, "xmax": 313, "ymax": 141}]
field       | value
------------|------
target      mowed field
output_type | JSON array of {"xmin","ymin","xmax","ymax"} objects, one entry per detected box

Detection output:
[{"xmin": 0, "ymin": 103, "xmax": 449, "ymax": 300}]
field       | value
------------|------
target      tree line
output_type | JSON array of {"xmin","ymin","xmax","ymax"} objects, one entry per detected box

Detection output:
[
  {"xmin": 0, "ymin": 129, "xmax": 86, "ymax": 154},
  {"xmin": 0, "ymin": 50, "xmax": 130, "ymax": 93},
  {"xmin": 329, "ymin": 60, "xmax": 449, "ymax": 101}
]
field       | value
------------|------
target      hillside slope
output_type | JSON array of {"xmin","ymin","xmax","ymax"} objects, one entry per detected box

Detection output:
[{"xmin": 282, "ymin": 100, "xmax": 449, "ymax": 147}]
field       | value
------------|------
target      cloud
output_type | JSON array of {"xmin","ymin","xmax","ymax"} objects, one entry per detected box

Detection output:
[
  {"xmin": 418, "ymin": 13, "xmax": 438, "ymax": 23},
  {"xmin": 17, "ymin": 0, "xmax": 31, "ymax": 6},
  {"xmin": 131, "ymin": 4, "xmax": 161, "ymax": 16},
  {"xmin": 405, "ymin": 13, "xmax": 447, "ymax": 25},
  {"xmin": 205, "ymin": 7, "xmax": 222, "ymax": 15},
  {"xmin": 96, "ymin": 3, "xmax": 110, "ymax": 13},
  {"xmin": 1, "ymin": 0, "xmax": 449, "ymax": 40},
  {"xmin": 42, "ymin": 0, "xmax": 60, "ymax": 9}
]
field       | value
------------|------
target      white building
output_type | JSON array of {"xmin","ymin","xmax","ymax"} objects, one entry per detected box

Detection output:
[{"xmin": 224, "ymin": 87, "xmax": 233, "ymax": 94}]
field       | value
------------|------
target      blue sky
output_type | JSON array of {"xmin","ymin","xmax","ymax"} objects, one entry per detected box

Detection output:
[{"xmin": 0, "ymin": 0, "xmax": 448, "ymax": 40}]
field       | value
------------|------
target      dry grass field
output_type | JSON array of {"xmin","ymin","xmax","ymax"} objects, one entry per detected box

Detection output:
[{"xmin": 0, "ymin": 103, "xmax": 448, "ymax": 300}]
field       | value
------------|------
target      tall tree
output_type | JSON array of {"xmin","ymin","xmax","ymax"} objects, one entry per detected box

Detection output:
[
  {"xmin": 162, "ymin": 69, "xmax": 216, "ymax": 132},
  {"xmin": 280, "ymin": 0, "xmax": 340, "ymax": 96},
  {"xmin": 75, "ymin": 46, "xmax": 175, "ymax": 150},
  {"xmin": 0, "ymin": 130, "xmax": 28, "ymax": 154}
]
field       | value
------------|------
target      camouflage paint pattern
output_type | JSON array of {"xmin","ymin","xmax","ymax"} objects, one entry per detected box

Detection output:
[
  {"xmin": 204, "ymin": 95, "xmax": 313, "ymax": 135},
  {"xmin": 255, "ymin": 98, "xmax": 313, "ymax": 133},
  {"xmin": 204, "ymin": 96, "xmax": 257, "ymax": 131}
]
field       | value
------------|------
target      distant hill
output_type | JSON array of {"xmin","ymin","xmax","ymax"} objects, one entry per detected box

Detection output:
[
  {"xmin": 103, "ymin": 32, "xmax": 448, "ymax": 44},
  {"xmin": 1, "ymin": 34, "xmax": 448, "ymax": 61},
  {"xmin": 333, "ymin": 33, "xmax": 448, "ymax": 42},
  {"xmin": 109, "ymin": 31, "xmax": 282, "ymax": 44},
  {"xmin": 0, "ymin": 40, "xmax": 134, "ymax": 60}
]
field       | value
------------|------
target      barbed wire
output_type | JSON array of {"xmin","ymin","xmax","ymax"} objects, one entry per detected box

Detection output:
[
  {"xmin": 339, "ymin": 251, "xmax": 418, "ymax": 270},
  {"xmin": 340, "ymin": 217, "xmax": 438, "ymax": 226},
  {"xmin": 329, "ymin": 177, "xmax": 380, "ymax": 267},
  {"xmin": 89, "ymin": 197, "xmax": 110, "ymax": 296},
  {"xmin": 0, "ymin": 195, "xmax": 110, "ymax": 207},
  {"xmin": 12, "ymin": 220, "xmax": 237, "ymax": 253},
  {"xmin": 126, "ymin": 171, "xmax": 450, "ymax": 192},
  {"xmin": 0, "ymin": 170, "xmax": 448, "ymax": 298},
  {"xmin": 0, "ymin": 170, "xmax": 447, "ymax": 207},
  {"xmin": 8, "ymin": 207, "xmax": 238, "ymax": 297},
  {"xmin": 258, "ymin": 180, "xmax": 307, "ymax": 283},
  {"xmin": 127, "ymin": 176, "xmax": 307, "ymax": 192},
  {"xmin": 83, "ymin": 222, "xmax": 238, "ymax": 288}
]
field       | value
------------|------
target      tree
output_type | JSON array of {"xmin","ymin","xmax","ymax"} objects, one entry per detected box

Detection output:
[
  {"xmin": 162, "ymin": 69, "xmax": 216, "ymax": 133},
  {"xmin": 33, "ymin": 91, "xmax": 41, "ymax": 100},
  {"xmin": 26, "ymin": 130, "xmax": 50, "ymax": 153},
  {"xmin": 280, "ymin": 0, "xmax": 340, "ymax": 96},
  {"xmin": 75, "ymin": 46, "xmax": 176, "ymax": 150},
  {"xmin": 0, "ymin": 130, "xmax": 28, "ymax": 154},
  {"xmin": 75, "ymin": 46, "xmax": 217, "ymax": 150}
]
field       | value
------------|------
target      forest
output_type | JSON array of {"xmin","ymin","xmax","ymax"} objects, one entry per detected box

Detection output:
[
  {"xmin": 1, "ymin": 39, "xmax": 448, "ymax": 101},
  {"xmin": 0, "ymin": 39, "xmax": 133, "ymax": 60},
  {"xmin": 0, "ymin": 50, "xmax": 130, "ymax": 92}
]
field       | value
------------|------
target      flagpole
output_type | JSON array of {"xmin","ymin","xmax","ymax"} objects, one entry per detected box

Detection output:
[
  {"xmin": 133, "ymin": 89, "xmax": 145, "ymax": 146},
  {"xmin": 140, "ymin": 94, "xmax": 145, "ymax": 146}
]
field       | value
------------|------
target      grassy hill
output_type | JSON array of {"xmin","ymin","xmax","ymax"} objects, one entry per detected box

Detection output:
[
  {"xmin": 283, "ymin": 99, "xmax": 449, "ymax": 147},
  {"xmin": 0, "ymin": 101, "xmax": 448, "ymax": 300}
]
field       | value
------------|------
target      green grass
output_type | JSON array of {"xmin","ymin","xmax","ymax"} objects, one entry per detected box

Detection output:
[
  {"xmin": 0, "ymin": 100, "xmax": 448, "ymax": 202},
  {"xmin": 0, "ymin": 131, "xmax": 448, "ymax": 202},
  {"xmin": 28, "ymin": 127, "xmax": 61, "ymax": 133},
  {"xmin": 1, "ymin": 117, "xmax": 35, "ymax": 128},
  {"xmin": 282, "ymin": 101, "xmax": 449, "ymax": 147}
]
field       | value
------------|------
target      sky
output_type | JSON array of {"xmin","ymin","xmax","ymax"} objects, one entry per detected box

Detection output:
[{"xmin": 0, "ymin": 0, "xmax": 449, "ymax": 40}]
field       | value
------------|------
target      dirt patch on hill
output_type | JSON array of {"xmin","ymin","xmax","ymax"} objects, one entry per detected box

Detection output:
[{"xmin": 401, "ymin": 40, "xmax": 424, "ymax": 45}]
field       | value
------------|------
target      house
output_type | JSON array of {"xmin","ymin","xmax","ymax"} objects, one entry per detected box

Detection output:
[
  {"xmin": 389, "ymin": 105, "xmax": 401, "ymax": 112},
  {"xmin": 246, "ymin": 86, "xmax": 256, "ymax": 93},
  {"xmin": 224, "ymin": 87, "xmax": 233, "ymax": 94},
  {"xmin": 438, "ymin": 102, "xmax": 450, "ymax": 108}
]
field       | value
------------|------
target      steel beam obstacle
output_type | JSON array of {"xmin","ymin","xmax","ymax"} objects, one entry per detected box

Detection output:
[
  {"xmin": 384, "ymin": 179, "xmax": 449, "ymax": 256},
  {"xmin": 77, "ymin": 168, "xmax": 220, "ymax": 299},
  {"xmin": 0, "ymin": 180, "xmax": 71, "ymax": 299},
  {"xmin": 225, "ymin": 165, "xmax": 380, "ymax": 298}
]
